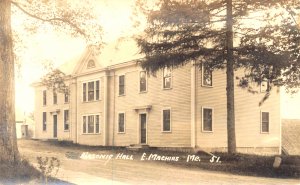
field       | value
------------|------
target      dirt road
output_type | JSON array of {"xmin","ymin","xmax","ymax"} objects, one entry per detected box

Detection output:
[{"xmin": 18, "ymin": 139, "xmax": 300, "ymax": 185}]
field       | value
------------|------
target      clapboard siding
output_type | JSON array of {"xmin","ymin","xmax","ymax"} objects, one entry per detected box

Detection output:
[
  {"xmin": 195, "ymin": 68, "xmax": 280, "ymax": 151},
  {"xmin": 111, "ymin": 64, "xmax": 192, "ymax": 147}
]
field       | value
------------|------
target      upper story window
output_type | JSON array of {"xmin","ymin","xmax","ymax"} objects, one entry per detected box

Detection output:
[
  {"xmin": 202, "ymin": 63, "xmax": 212, "ymax": 87},
  {"xmin": 43, "ymin": 90, "xmax": 47, "ymax": 106},
  {"xmin": 87, "ymin": 60, "xmax": 95, "ymax": 69},
  {"xmin": 261, "ymin": 112, "xmax": 269, "ymax": 133},
  {"xmin": 64, "ymin": 110, "xmax": 70, "ymax": 131},
  {"xmin": 140, "ymin": 71, "xmax": 147, "ymax": 92},
  {"xmin": 119, "ymin": 75, "xmax": 125, "ymax": 96},
  {"xmin": 83, "ymin": 114, "xmax": 100, "ymax": 134},
  {"xmin": 53, "ymin": 92, "xmax": 57, "ymax": 104},
  {"xmin": 83, "ymin": 80, "xmax": 100, "ymax": 102},
  {"xmin": 260, "ymin": 80, "xmax": 270, "ymax": 93},
  {"xmin": 162, "ymin": 109, "xmax": 171, "ymax": 132},
  {"xmin": 163, "ymin": 67, "xmax": 172, "ymax": 89},
  {"xmin": 43, "ymin": 112, "xmax": 47, "ymax": 131},
  {"xmin": 202, "ymin": 107, "xmax": 213, "ymax": 132},
  {"xmin": 64, "ymin": 93, "xmax": 69, "ymax": 103}
]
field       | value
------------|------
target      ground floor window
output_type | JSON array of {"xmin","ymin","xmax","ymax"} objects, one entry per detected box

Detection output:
[
  {"xmin": 43, "ymin": 112, "xmax": 47, "ymax": 131},
  {"xmin": 64, "ymin": 110, "xmax": 69, "ymax": 131},
  {"xmin": 82, "ymin": 114, "xmax": 100, "ymax": 134},
  {"xmin": 162, "ymin": 109, "xmax": 171, "ymax": 132},
  {"xmin": 118, "ymin": 113, "xmax": 125, "ymax": 133},
  {"xmin": 202, "ymin": 107, "xmax": 213, "ymax": 132},
  {"xmin": 261, "ymin": 112, "xmax": 269, "ymax": 133}
]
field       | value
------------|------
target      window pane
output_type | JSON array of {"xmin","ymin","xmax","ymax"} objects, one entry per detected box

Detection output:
[
  {"xmin": 118, "ymin": 113, "xmax": 125, "ymax": 132},
  {"xmin": 64, "ymin": 110, "xmax": 69, "ymax": 130},
  {"xmin": 83, "ymin": 116, "xmax": 86, "ymax": 133},
  {"xmin": 163, "ymin": 68, "xmax": 171, "ymax": 89},
  {"xmin": 43, "ymin": 112, "xmax": 47, "ymax": 131},
  {"xmin": 83, "ymin": 83, "xmax": 86, "ymax": 102},
  {"xmin": 203, "ymin": 63, "xmax": 212, "ymax": 86},
  {"xmin": 95, "ymin": 115, "xmax": 100, "ymax": 133},
  {"xmin": 53, "ymin": 92, "xmax": 57, "ymax": 104},
  {"xmin": 140, "ymin": 71, "xmax": 147, "ymax": 92},
  {"xmin": 119, "ymin": 75, "xmax": 125, "ymax": 95},
  {"xmin": 163, "ymin": 110, "xmax": 170, "ymax": 131},
  {"xmin": 65, "ymin": 93, "xmax": 69, "ymax": 103},
  {"xmin": 203, "ymin": 108, "xmax": 212, "ymax": 131},
  {"xmin": 88, "ymin": 115, "xmax": 94, "ymax": 133},
  {"xmin": 43, "ymin": 91, "xmax": 47, "ymax": 106},
  {"xmin": 262, "ymin": 112, "xmax": 269, "ymax": 132},
  {"xmin": 88, "ymin": 82, "xmax": 95, "ymax": 101},
  {"xmin": 96, "ymin": 81, "xmax": 100, "ymax": 100}
]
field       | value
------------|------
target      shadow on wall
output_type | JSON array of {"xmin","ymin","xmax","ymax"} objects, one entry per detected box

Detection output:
[{"xmin": 282, "ymin": 119, "xmax": 300, "ymax": 156}]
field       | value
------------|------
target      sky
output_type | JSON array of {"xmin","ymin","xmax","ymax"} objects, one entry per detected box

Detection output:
[{"xmin": 12, "ymin": 0, "xmax": 300, "ymax": 119}]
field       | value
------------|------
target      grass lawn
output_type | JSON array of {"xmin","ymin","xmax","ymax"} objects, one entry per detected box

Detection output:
[
  {"xmin": 50, "ymin": 140, "xmax": 300, "ymax": 179},
  {"xmin": 0, "ymin": 158, "xmax": 72, "ymax": 184}
]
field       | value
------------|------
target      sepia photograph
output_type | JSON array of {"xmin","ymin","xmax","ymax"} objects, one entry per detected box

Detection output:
[{"xmin": 0, "ymin": 0, "xmax": 299, "ymax": 184}]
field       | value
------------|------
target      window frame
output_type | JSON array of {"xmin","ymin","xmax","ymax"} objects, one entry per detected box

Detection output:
[
  {"xmin": 261, "ymin": 111, "xmax": 270, "ymax": 133},
  {"xmin": 82, "ymin": 80, "xmax": 100, "ymax": 102},
  {"xmin": 64, "ymin": 109, "xmax": 70, "ymax": 131},
  {"xmin": 201, "ymin": 63, "xmax": 213, "ymax": 87},
  {"xmin": 161, "ymin": 108, "xmax": 172, "ymax": 132},
  {"xmin": 162, "ymin": 67, "xmax": 172, "ymax": 89},
  {"xmin": 119, "ymin": 75, "xmax": 125, "ymax": 96},
  {"xmin": 43, "ymin": 90, "xmax": 47, "ymax": 106},
  {"xmin": 64, "ymin": 92, "xmax": 69, "ymax": 103},
  {"xmin": 139, "ymin": 71, "xmax": 147, "ymax": 93},
  {"xmin": 260, "ymin": 80, "xmax": 270, "ymax": 93},
  {"xmin": 82, "ymin": 113, "xmax": 101, "ymax": 134},
  {"xmin": 118, "ymin": 112, "xmax": 126, "ymax": 133},
  {"xmin": 53, "ymin": 91, "xmax": 58, "ymax": 105},
  {"xmin": 202, "ymin": 107, "xmax": 213, "ymax": 133},
  {"xmin": 42, "ymin": 112, "xmax": 47, "ymax": 131}
]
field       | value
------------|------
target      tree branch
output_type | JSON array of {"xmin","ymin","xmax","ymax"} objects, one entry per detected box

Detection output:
[{"xmin": 11, "ymin": 1, "xmax": 86, "ymax": 36}]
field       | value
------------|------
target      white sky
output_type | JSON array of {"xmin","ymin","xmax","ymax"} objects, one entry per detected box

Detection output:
[{"xmin": 12, "ymin": 0, "xmax": 300, "ymax": 119}]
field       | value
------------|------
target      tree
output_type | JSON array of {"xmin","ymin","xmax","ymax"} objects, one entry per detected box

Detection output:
[
  {"xmin": 135, "ymin": 0, "xmax": 300, "ymax": 154},
  {"xmin": 0, "ymin": 0, "xmax": 102, "ymax": 163}
]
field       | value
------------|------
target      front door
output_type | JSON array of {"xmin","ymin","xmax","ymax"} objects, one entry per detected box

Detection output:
[
  {"xmin": 140, "ymin": 113, "xmax": 147, "ymax": 144},
  {"xmin": 53, "ymin": 115, "xmax": 57, "ymax": 138}
]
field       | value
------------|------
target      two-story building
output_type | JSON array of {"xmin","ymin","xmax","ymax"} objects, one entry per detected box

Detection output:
[{"xmin": 33, "ymin": 45, "xmax": 281, "ymax": 155}]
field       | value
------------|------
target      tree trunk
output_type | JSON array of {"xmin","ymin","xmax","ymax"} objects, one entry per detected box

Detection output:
[
  {"xmin": 0, "ymin": 0, "xmax": 20, "ymax": 163},
  {"xmin": 226, "ymin": 0, "xmax": 236, "ymax": 154}
]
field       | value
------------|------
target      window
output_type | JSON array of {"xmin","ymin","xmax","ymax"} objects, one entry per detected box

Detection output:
[
  {"xmin": 118, "ymin": 113, "xmax": 125, "ymax": 133},
  {"xmin": 140, "ymin": 71, "xmax": 147, "ymax": 92},
  {"xmin": 82, "ymin": 80, "xmax": 100, "ymax": 102},
  {"xmin": 82, "ymin": 114, "xmax": 100, "ymax": 134},
  {"xmin": 64, "ymin": 110, "xmax": 69, "ymax": 131},
  {"xmin": 162, "ymin": 109, "xmax": 171, "ymax": 132},
  {"xmin": 119, "ymin": 75, "xmax": 125, "ymax": 95},
  {"xmin": 53, "ymin": 92, "xmax": 57, "ymax": 104},
  {"xmin": 43, "ymin": 90, "xmax": 47, "ymax": 106},
  {"xmin": 163, "ymin": 67, "xmax": 172, "ymax": 89},
  {"xmin": 202, "ymin": 63, "xmax": 212, "ymax": 87},
  {"xmin": 261, "ymin": 112, "xmax": 269, "ymax": 133},
  {"xmin": 202, "ymin": 107, "xmax": 213, "ymax": 132},
  {"xmin": 260, "ymin": 80, "xmax": 269, "ymax": 93},
  {"xmin": 43, "ymin": 112, "xmax": 47, "ymax": 131},
  {"xmin": 87, "ymin": 60, "xmax": 95, "ymax": 68},
  {"xmin": 64, "ymin": 93, "xmax": 69, "ymax": 103}
]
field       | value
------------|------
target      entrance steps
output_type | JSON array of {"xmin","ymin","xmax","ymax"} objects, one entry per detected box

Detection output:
[{"xmin": 126, "ymin": 144, "xmax": 150, "ymax": 151}]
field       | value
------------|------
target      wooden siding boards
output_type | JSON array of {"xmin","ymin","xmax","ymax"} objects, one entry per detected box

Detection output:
[{"xmin": 33, "ymin": 55, "xmax": 280, "ymax": 154}]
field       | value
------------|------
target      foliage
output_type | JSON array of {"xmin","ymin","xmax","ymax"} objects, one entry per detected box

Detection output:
[
  {"xmin": 37, "ymin": 156, "xmax": 61, "ymax": 184},
  {"xmin": 41, "ymin": 69, "xmax": 69, "ymax": 94},
  {"xmin": 135, "ymin": 0, "xmax": 300, "ymax": 93}
]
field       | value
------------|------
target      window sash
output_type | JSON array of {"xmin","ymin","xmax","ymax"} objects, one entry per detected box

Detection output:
[
  {"xmin": 83, "ymin": 83, "xmax": 87, "ymax": 102},
  {"xmin": 163, "ymin": 109, "xmax": 171, "ymax": 132},
  {"xmin": 83, "ymin": 115, "xmax": 100, "ymax": 134},
  {"xmin": 53, "ymin": 92, "xmax": 57, "ymax": 104},
  {"xmin": 43, "ymin": 112, "xmax": 47, "ymax": 131},
  {"xmin": 203, "ymin": 108, "xmax": 212, "ymax": 131},
  {"xmin": 119, "ymin": 75, "xmax": 125, "ymax": 95},
  {"xmin": 43, "ymin": 90, "xmax": 47, "ymax": 106},
  {"xmin": 118, "ymin": 113, "xmax": 125, "ymax": 133},
  {"xmin": 202, "ymin": 63, "xmax": 212, "ymax": 86},
  {"xmin": 140, "ymin": 71, "xmax": 147, "ymax": 92},
  {"xmin": 83, "ymin": 80, "xmax": 100, "ymax": 102},
  {"xmin": 64, "ymin": 93, "xmax": 69, "ymax": 103},
  {"xmin": 261, "ymin": 112, "xmax": 269, "ymax": 132},
  {"xmin": 163, "ymin": 68, "xmax": 171, "ymax": 89},
  {"xmin": 88, "ymin": 82, "xmax": 95, "ymax": 101},
  {"xmin": 64, "ymin": 110, "xmax": 69, "ymax": 131}
]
